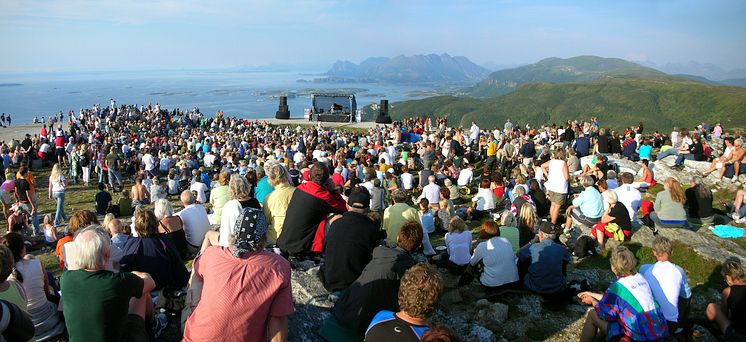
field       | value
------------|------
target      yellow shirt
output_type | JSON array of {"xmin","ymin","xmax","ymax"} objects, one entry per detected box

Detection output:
[
  {"xmin": 382, "ymin": 203, "xmax": 419, "ymax": 246},
  {"xmin": 263, "ymin": 182, "xmax": 296, "ymax": 244},
  {"xmin": 486, "ymin": 141, "xmax": 498, "ymax": 157}
]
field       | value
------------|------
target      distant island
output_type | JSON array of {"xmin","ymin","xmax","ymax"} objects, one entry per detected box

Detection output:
[
  {"xmin": 312, "ymin": 53, "xmax": 490, "ymax": 85},
  {"xmin": 0, "ymin": 83, "xmax": 22, "ymax": 87}
]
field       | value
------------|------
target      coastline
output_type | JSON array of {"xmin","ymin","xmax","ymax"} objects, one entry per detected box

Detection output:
[{"xmin": 0, "ymin": 123, "xmax": 44, "ymax": 143}]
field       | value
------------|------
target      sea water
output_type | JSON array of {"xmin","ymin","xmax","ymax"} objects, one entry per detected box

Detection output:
[{"xmin": 0, "ymin": 69, "xmax": 433, "ymax": 122}]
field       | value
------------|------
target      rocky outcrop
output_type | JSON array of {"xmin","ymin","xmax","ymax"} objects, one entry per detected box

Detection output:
[{"xmin": 580, "ymin": 154, "xmax": 746, "ymax": 190}]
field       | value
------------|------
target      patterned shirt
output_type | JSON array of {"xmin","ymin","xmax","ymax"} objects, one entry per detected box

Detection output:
[{"xmin": 596, "ymin": 273, "xmax": 669, "ymax": 341}]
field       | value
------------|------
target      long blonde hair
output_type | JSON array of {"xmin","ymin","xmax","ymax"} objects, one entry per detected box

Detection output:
[
  {"xmin": 664, "ymin": 177, "xmax": 685, "ymax": 204},
  {"xmin": 50, "ymin": 163, "xmax": 63, "ymax": 181},
  {"xmin": 518, "ymin": 203, "xmax": 537, "ymax": 229}
]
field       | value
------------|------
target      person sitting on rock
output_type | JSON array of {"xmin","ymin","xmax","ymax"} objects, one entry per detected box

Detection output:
[
  {"xmin": 470, "ymin": 220, "xmax": 519, "ymax": 292},
  {"xmin": 320, "ymin": 187, "xmax": 384, "ymax": 293},
  {"xmin": 364, "ymin": 263, "xmax": 443, "ymax": 342},
  {"xmin": 183, "ymin": 202, "xmax": 293, "ymax": 342},
  {"xmin": 706, "ymin": 256, "xmax": 746, "ymax": 340},
  {"xmin": 672, "ymin": 133, "xmax": 704, "ymax": 170},
  {"xmin": 651, "ymin": 178, "xmax": 687, "ymax": 230},
  {"xmin": 731, "ymin": 188, "xmax": 746, "ymax": 224},
  {"xmin": 518, "ymin": 222, "xmax": 570, "ymax": 300},
  {"xmin": 632, "ymin": 159, "xmax": 654, "ymax": 189},
  {"xmin": 563, "ymin": 175, "xmax": 604, "ymax": 233},
  {"xmin": 319, "ymin": 221, "xmax": 422, "ymax": 340},
  {"xmin": 684, "ymin": 176, "xmax": 715, "ymax": 227},
  {"xmin": 581, "ymin": 153, "xmax": 610, "ymax": 181},
  {"xmin": 703, "ymin": 137, "xmax": 735, "ymax": 178},
  {"xmin": 722, "ymin": 138, "xmax": 745, "ymax": 180},
  {"xmin": 614, "ymin": 172, "xmax": 642, "ymax": 225},
  {"xmin": 578, "ymin": 246, "xmax": 669, "ymax": 342},
  {"xmin": 276, "ymin": 162, "xmax": 347, "ymax": 259},
  {"xmin": 640, "ymin": 236, "xmax": 692, "ymax": 335},
  {"xmin": 590, "ymin": 190, "xmax": 631, "ymax": 252}
]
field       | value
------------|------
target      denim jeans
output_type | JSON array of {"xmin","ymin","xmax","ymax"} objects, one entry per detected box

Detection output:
[
  {"xmin": 19, "ymin": 202, "xmax": 41, "ymax": 234},
  {"xmin": 52, "ymin": 191, "xmax": 67, "ymax": 226},
  {"xmin": 674, "ymin": 153, "xmax": 695, "ymax": 166},
  {"xmin": 656, "ymin": 148, "xmax": 678, "ymax": 160},
  {"xmin": 108, "ymin": 170, "xmax": 122, "ymax": 189}
]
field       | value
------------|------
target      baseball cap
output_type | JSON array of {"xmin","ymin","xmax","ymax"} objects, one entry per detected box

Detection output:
[
  {"xmin": 347, "ymin": 186, "xmax": 371, "ymax": 209},
  {"xmin": 539, "ymin": 221, "xmax": 557, "ymax": 234}
]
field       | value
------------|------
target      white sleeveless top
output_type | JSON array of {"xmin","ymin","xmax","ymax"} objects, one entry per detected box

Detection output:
[{"xmin": 544, "ymin": 159, "xmax": 568, "ymax": 194}]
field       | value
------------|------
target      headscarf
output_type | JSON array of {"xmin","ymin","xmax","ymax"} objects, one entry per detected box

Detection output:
[{"xmin": 232, "ymin": 207, "xmax": 268, "ymax": 258}]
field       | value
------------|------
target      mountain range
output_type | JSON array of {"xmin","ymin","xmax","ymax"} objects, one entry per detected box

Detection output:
[
  {"xmin": 385, "ymin": 56, "xmax": 746, "ymax": 131},
  {"xmin": 323, "ymin": 53, "xmax": 490, "ymax": 84}
]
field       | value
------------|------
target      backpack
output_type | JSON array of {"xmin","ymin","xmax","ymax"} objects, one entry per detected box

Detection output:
[{"xmin": 573, "ymin": 235, "xmax": 597, "ymax": 258}]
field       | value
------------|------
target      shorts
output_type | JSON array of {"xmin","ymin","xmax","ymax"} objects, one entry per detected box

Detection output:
[
  {"xmin": 591, "ymin": 222, "xmax": 631, "ymax": 239},
  {"xmin": 124, "ymin": 314, "xmax": 149, "ymax": 342},
  {"xmin": 547, "ymin": 191, "xmax": 566, "ymax": 205},
  {"xmin": 571, "ymin": 208, "xmax": 601, "ymax": 227}
]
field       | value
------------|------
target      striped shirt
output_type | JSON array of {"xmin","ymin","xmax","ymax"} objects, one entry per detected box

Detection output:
[{"xmin": 596, "ymin": 273, "xmax": 669, "ymax": 341}]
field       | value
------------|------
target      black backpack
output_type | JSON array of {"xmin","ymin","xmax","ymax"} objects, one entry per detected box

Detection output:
[{"xmin": 573, "ymin": 235, "xmax": 597, "ymax": 258}]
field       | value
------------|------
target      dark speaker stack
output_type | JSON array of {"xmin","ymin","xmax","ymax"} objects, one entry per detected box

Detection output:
[
  {"xmin": 375, "ymin": 99, "xmax": 392, "ymax": 124},
  {"xmin": 275, "ymin": 96, "xmax": 290, "ymax": 119}
]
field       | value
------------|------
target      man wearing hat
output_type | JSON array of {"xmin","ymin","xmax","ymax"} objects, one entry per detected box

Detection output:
[
  {"xmin": 517, "ymin": 222, "xmax": 571, "ymax": 298},
  {"xmin": 321, "ymin": 186, "xmax": 384, "ymax": 293}
]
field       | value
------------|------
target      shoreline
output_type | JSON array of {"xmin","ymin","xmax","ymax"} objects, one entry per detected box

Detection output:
[{"xmin": 0, "ymin": 119, "xmax": 382, "ymax": 143}]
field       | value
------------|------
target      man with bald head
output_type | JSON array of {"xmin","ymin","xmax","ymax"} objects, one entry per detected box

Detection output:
[{"xmin": 176, "ymin": 190, "xmax": 211, "ymax": 254}]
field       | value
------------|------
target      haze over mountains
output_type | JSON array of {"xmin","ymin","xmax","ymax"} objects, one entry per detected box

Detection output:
[{"xmin": 323, "ymin": 53, "xmax": 490, "ymax": 84}]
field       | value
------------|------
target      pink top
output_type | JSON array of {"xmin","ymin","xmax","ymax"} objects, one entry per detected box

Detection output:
[
  {"xmin": 183, "ymin": 247, "xmax": 294, "ymax": 342},
  {"xmin": 0, "ymin": 180, "xmax": 14, "ymax": 193}
]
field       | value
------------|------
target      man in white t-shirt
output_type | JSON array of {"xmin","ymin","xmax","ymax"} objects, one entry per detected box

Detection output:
[
  {"xmin": 640, "ymin": 236, "xmax": 691, "ymax": 332},
  {"xmin": 141, "ymin": 150, "xmax": 156, "ymax": 177},
  {"xmin": 457, "ymin": 164, "xmax": 474, "ymax": 186},
  {"xmin": 190, "ymin": 173, "xmax": 209, "ymax": 204},
  {"xmin": 176, "ymin": 190, "xmax": 212, "ymax": 253},
  {"xmin": 399, "ymin": 167, "xmax": 414, "ymax": 190},
  {"xmin": 614, "ymin": 172, "xmax": 642, "ymax": 223}
]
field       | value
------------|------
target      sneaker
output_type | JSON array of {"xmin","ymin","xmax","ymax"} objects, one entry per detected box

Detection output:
[
  {"xmin": 736, "ymin": 217, "xmax": 746, "ymax": 224},
  {"xmin": 152, "ymin": 312, "xmax": 168, "ymax": 339}
]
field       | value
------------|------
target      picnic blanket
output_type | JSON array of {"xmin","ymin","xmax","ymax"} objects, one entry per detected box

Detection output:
[{"xmin": 709, "ymin": 225, "xmax": 746, "ymax": 239}]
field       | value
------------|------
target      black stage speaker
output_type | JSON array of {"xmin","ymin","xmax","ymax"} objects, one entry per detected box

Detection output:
[
  {"xmin": 275, "ymin": 96, "xmax": 290, "ymax": 119},
  {"xmin": 375, "ymin": 99, "xmax": 392, "ymax": 124}
]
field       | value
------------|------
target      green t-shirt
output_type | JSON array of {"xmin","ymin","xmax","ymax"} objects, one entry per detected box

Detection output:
[{"xmin": 61, "ymin": 270, "xmax": 144, "ymax": 342}]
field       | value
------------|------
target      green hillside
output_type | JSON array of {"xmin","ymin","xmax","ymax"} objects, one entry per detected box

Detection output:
[
  {"xmin": 390, "ymin": 79, "xmax": 746, "ymax": 131},
  {"xmin": 469, "ymin": 56, "xmax": 675, "ymax": 97}
]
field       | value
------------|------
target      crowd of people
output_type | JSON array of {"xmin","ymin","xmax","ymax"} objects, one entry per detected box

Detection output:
[{"xmin": 0, "ymin": 101, "xmax": 744, "ymax": 341}]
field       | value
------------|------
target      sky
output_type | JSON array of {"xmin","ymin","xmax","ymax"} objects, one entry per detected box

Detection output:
[{"xmin": 1, "ymin": 0, "xmax": 745, "ymax": 73}]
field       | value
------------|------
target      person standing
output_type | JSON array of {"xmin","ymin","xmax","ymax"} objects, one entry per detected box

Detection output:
[
  {"xmin": 542, "ymin": 149, "xmax": 569, "ymax": 225},
  {"xmin": 48, "ymin": 163, "xmax": 67, "ymax": 227}
]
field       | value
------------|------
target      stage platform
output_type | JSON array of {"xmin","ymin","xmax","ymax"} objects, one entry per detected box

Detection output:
[{"xmin": 262, "ymin": 118, "xmax": 380, "ymax": 129}]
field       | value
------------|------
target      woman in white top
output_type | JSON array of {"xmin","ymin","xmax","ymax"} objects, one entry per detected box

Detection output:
[
  {"xmin": 470, "ymin": 220, "xmax": 519, "ymax": 289},
  {"xmin": 3, "ymin": 232, "xmax": 66, "ymax": 341},
  {"xmin": 541, "ymin": 148, "xmax": 570, "ymax": 225},
  {"xmin": 442, "ymin": 217, "xmax": 472, "ymax": 273},
  {"xmin": 47, "ymin": 163, "xmax": 67, "ymax": 226}
]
